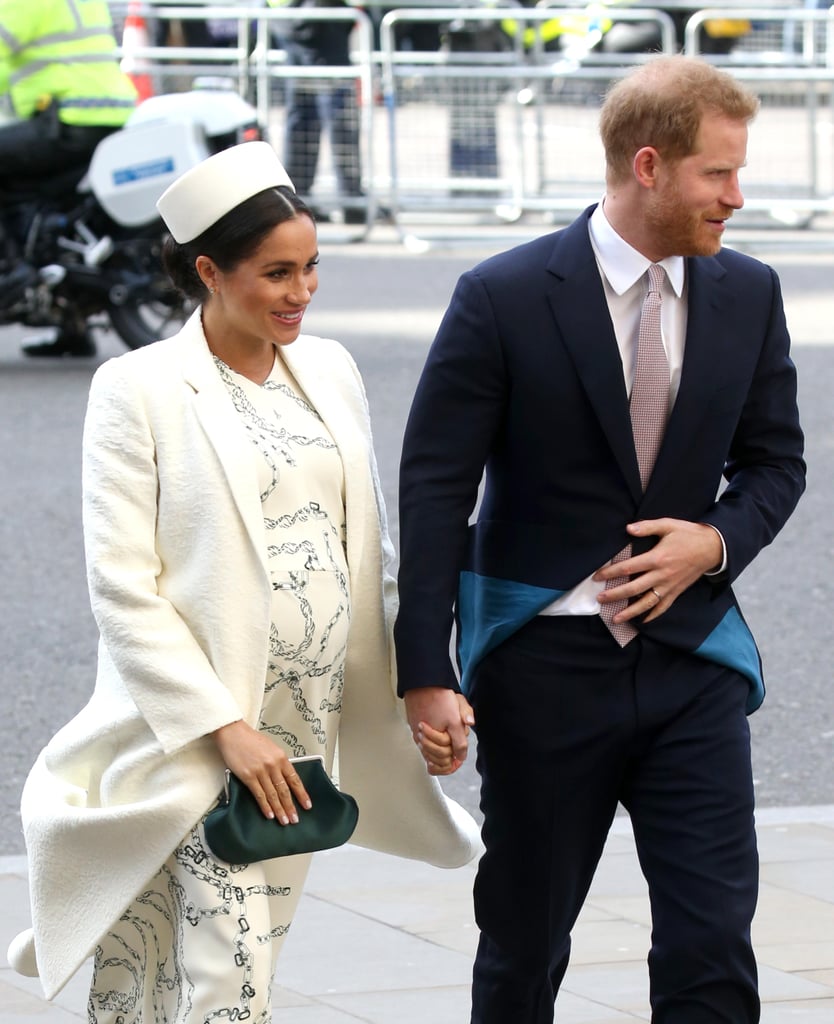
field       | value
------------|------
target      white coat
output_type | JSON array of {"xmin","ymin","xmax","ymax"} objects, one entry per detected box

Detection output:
[{"xmin": 9, "ymin": 311, "xmax": 481, "ymax": 999}]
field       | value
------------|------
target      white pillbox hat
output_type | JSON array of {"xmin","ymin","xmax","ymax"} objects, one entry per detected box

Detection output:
[{"xmin": 156, "ymin": 141, "xmax": 295, "ymax": 243}]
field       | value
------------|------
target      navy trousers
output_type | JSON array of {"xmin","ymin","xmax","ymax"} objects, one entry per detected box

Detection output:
[
  {"xmin": 0, "ymin": 113, "xmax": 113, "ymax": 199},
  {"xmin": 282, "ymin": 80, "xmax": 361, "ymax": 198},
  {"xmin": 467, "ymin": 614, "xmax": 759, "ymax": 1024}
]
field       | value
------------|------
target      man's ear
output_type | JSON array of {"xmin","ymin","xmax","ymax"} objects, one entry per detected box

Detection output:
[{"xmin": 633, "ymin": 146, "xmax": 660, "ymax": 189}]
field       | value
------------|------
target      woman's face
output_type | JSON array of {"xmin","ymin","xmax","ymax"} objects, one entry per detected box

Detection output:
[{"xmin": 210, "ymin": 214, "xmax": 319, "ymax": 348}]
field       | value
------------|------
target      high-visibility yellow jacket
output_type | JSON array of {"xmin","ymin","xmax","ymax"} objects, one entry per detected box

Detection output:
[
  {"xmin": 704, "ymin": 18, "xmax": 751, "ymax": 40},
  {"xmin": 500, "ymin": 3, "xmax": 750, "ymax": 52},
  {"xmin": 501, "ymin": 2, "xmax": 614, "ymax": 51},
  {"xmin": 0, "ymin": 0, "xmax": 137, "ymax": 125}
]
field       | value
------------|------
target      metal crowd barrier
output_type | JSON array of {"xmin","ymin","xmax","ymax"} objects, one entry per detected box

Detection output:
[
  {"xmin": 110, "ymin": 3, "xmax": 834, "ymax": 240},
  {"xmin": 378, "ymin": 7, "xmax": 679, "ymax": 229},
  {"xmin": 113, "ymin": 3, "xmax": 380, "ymax": 235}
]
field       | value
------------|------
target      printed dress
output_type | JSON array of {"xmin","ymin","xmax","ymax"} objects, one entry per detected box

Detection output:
[{"xmin": 87, "ymin": 350, "xmax": 350, "ymax": 1024}]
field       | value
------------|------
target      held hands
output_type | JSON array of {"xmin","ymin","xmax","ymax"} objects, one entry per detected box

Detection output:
[
  {"xmin": 211, "ymin": 720, "xmax": 312, "ymax": 825},
  {"xmin": 403, "ymin": 687, "xmax": 475, "ymax": 777},
  {"xmin": 594, "ymin": 518, "xmax": 723, "ymax": 625}
]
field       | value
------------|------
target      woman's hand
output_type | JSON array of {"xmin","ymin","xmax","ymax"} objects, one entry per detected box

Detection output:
[
  {"xmin": 412, "ymin": 694, "xmax": 475, "ymax": 776},
  {"xmin": 211, "ymin": 720, "xmax": 311, "ymax": 825}
]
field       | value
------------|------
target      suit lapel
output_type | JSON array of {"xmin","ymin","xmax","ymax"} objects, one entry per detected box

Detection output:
[
  {"xmin": 545, "ymin": 219, "xmax": 736, "ymax": 505},
  {"xmin": 649, "ymin": 255, "xmax": 730, "ymax": 491},
  {"xmin": 545, "ymin": 213, "xmax": 643, "ymax": 503}
]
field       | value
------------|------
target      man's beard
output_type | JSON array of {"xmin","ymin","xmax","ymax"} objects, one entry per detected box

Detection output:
[{"xmin": 645, "ymin": 186, "xmax": 732, "ymax": 258}]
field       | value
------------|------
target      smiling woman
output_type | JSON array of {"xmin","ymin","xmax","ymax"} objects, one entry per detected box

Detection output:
[
  {"xmin": 7, "ymin": 140, "xmax": 480, "ymax": 1022},
  {"xmin": 158, "ymin": 148, "xmax": 320, "ymax": 382},
  {"xmin": 196, "ymin": 211, "xmax": 320, "ymax": 378}
]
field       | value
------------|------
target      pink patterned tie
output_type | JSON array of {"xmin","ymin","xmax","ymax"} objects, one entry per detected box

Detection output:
[{"xmin": 600, "ymin": 264, "xmax": 670, "ymax": 646}]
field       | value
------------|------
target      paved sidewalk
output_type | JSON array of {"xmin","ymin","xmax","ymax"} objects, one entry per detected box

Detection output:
[{"xmin": 2, "ymin": 805, "xmax": 833, "ymax": 1023}]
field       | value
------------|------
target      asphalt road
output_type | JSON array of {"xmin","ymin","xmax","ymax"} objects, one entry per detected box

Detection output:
[{"xmin": 1, "ymin": 223, "xmax": 832, "ymax": 855}]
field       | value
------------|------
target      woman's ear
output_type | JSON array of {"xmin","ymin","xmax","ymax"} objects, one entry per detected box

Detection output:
[{"xmin": 195, "ymin": 255, "xmax": 217, "ymax": 294}]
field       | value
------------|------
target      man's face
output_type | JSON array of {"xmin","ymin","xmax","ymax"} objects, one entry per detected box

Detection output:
[{"xmin": 645, "ymin": 113, "xmax": 748, "ymax": 258}]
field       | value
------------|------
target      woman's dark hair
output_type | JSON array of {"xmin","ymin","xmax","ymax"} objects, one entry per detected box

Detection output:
[{"xmin": 161, "ymin": 186, "xmax": 313, "ymax": 300}]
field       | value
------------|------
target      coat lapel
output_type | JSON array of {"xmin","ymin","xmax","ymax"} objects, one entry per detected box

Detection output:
[
  {"xmin": 545, "ymin": 213, "xmax": 643, "ymax": 502},
  {"xmin": 176, "ymin": 312, "xmax": 269, "ymax": 570},
  {"xmin": 278, "ymin": 337, "xmax": 372, "ymax": 574}
]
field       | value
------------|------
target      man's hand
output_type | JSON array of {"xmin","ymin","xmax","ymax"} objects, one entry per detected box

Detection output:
[
  {"xmin": 403, "ymin": 687, "xmax": 474, "ymax": 776},
  {"xmin": 595, "ymin": 518, "xmax": 723, "ymax": 625}
]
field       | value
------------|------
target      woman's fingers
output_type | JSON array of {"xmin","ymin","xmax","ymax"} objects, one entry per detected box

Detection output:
[
  {"xmin": 414, "ymin": 698, "xmax": 475, "ymax": 776},
  {"xmin": 416, "ymin": 722, "xmax": 458, "ymax": 776},
  {"xmin": 211, "ymin": 722, "xmax": 315, "ymax": 825},
  {"xmin": 260, "ymin": 760, "xmax": 313, "ymax": 825},
  {"xmin": 284, "ymin": 766, "xmax": 313, "ymax": 811}
]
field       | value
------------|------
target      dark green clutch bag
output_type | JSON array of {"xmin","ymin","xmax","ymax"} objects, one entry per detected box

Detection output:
[{"xmin": 204, "ymin": 755, "xmax": 359, "ymax": 864}]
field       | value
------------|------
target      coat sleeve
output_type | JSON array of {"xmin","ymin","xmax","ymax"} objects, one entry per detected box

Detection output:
[
  {"xmin": 394, "ymin": 269, "xmax": 509, "ymax": 694},
  {"xmin": 81, "ymin": 357, "xmax": 244, "ymax": 755},
  {"xmin": 701, "ymin": 265, "xmax": 806, "ymax": 582}
]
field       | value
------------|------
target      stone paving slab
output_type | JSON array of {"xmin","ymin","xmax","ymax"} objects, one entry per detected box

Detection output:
[{"xmin": 1, "ymin": 807, "xmax": 832, "ymax": 1022}]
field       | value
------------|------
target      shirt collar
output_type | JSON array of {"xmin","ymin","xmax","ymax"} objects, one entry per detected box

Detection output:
[{"xmin": 589, "ymin": 201, "xmax": 685, "ymax": 298}]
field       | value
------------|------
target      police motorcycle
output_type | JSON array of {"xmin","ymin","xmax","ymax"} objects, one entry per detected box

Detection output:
[{"xmin": 0, "ymin": 84, "xmax": 264, "ymax": 351}]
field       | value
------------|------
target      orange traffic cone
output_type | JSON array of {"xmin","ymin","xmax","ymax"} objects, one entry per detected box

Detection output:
[{"xmin": 120, "ymin": 0, "xmax": 154, "ymax": 103}]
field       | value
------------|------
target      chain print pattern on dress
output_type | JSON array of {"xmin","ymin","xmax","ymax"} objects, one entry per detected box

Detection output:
[
  {"xmin": 213, "ymin": 357, "xmax": 336, "ymax": 501},
  {"xmin": 88, "ymin": 826, "xmax": 300, "ymax": 1024},
  {"xmin": 89, "ymin": 826, "xmax": 303, "ymax": 1022},
  {"xmin": 88, "ymin": 863, "xmax": 194, "ymax": 1024},
  {"xmin": 263, "ymin": 500, "xmax": 328, "ymax": 531},
  {"xmin": 265, "ymin": 523, "xmax": 349, "ymax": 740},
  {"xmin": 181, "ymin": 826, "xmax": 294, "ymax": 1024}
]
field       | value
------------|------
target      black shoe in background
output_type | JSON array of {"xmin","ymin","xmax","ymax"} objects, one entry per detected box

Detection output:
[
  {"xmin": 22, "ymin": 330, "xmax": 97, "ymax": 358},
  {"xmin": 343, "ymin": 204, "xmax": 393, "ymax": 225}
]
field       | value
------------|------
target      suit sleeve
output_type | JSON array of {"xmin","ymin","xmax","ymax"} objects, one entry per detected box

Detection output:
[
  {"xmin": 395, "ymin": 270, "xmax": 508, "ymax": 694},
  {"xmin": 701, "ymin": 265, "xmax": 806, "ymax": 582},
  {"xmin": 82, "ymin": 358, "xmax": 244, "ymax": 754}
]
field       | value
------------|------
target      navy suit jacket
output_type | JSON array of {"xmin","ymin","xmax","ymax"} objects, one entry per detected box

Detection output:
[{"xmin": 395, "ymin": 207, "xmax": 806, "ymax": 713}]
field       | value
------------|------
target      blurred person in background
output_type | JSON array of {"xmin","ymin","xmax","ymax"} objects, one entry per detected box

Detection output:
[
  {"xmin": 269, "ymin": 0, "xmax": 370, "ymax": 223},
  {"xmin": 0, "ymin": 0, "xmax": 137, "ymax": 357}
]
